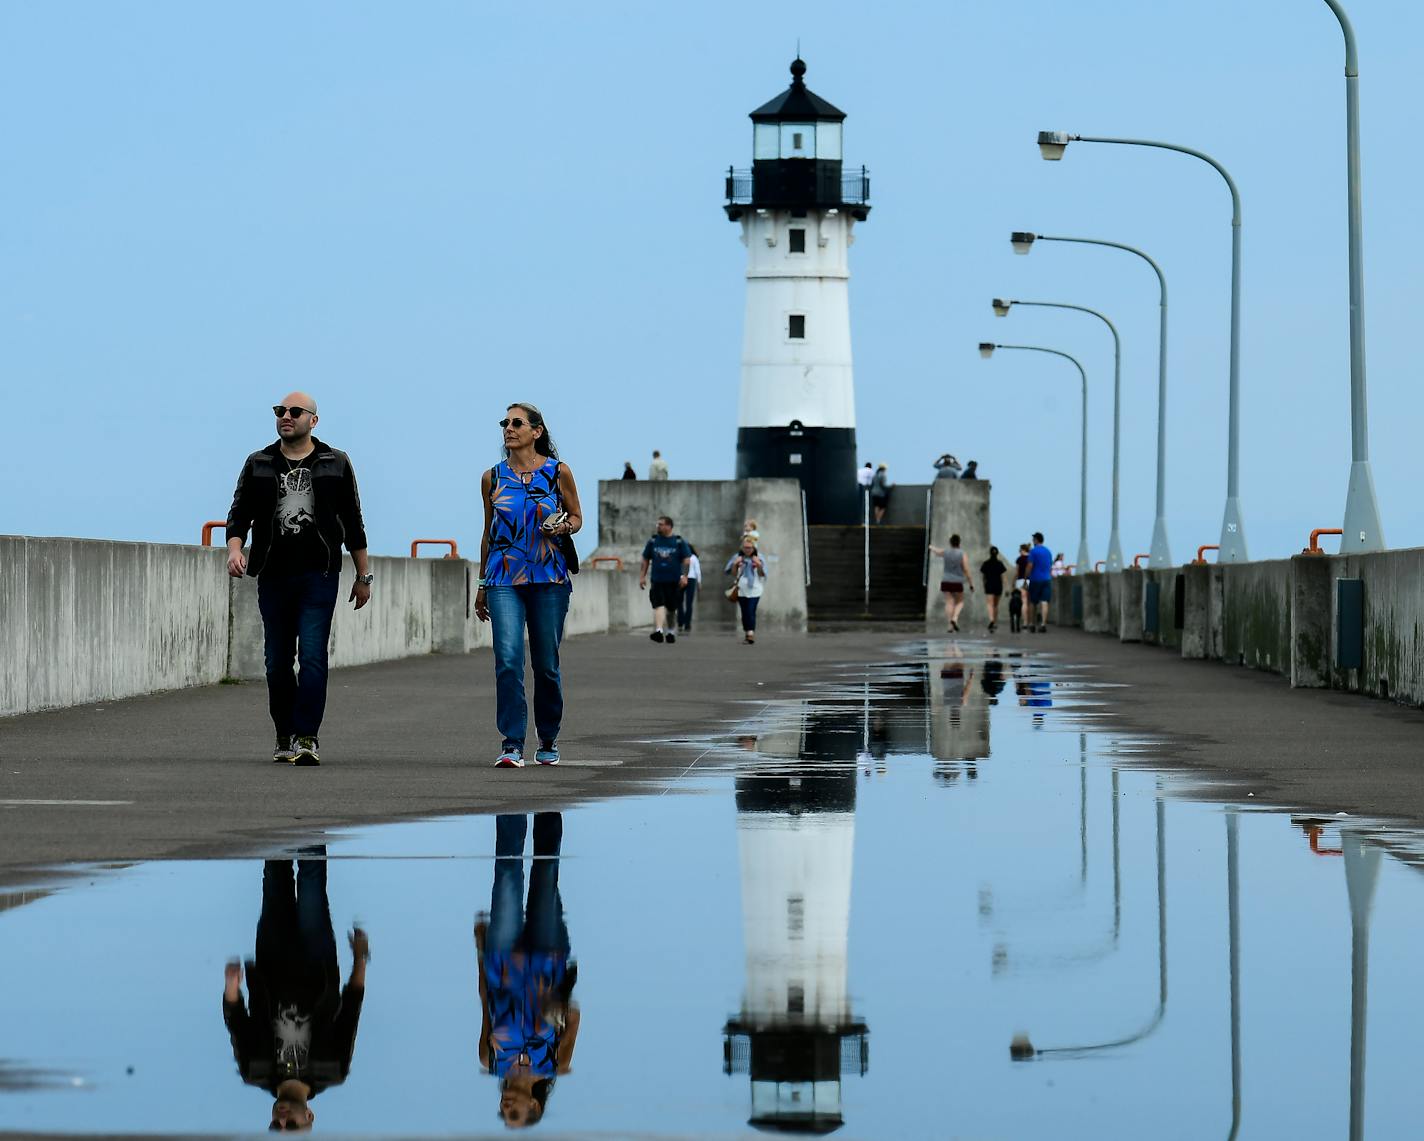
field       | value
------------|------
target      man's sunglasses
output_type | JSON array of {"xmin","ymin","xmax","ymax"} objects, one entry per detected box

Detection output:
[
  {"xmin": 273, "ymin": 405, "xmax": 314, "ymax": 419},
  {"xmin": 499, "ymin": 417, "xmax": 534, "ymax": 429}
]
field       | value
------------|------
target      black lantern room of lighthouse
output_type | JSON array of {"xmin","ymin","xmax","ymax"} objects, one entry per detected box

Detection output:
[{"xmin": 725, "ymin": 59, "xmax": 871, "ymax": 526}]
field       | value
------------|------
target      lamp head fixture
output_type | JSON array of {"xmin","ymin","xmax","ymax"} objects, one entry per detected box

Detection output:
[
  {"xmin": 1037, "ymin": 131, "xmax": 1072, "ymax": 160},
  {"xmin": 1010, "ymin": 232, "xmax": 1036, "ymax": 255},
  {"xmin": 992, "ymin": 298, "xmax": 1012, "ymax": 317},
  {"xmin": 978, "ymin": 343, "xmax": 996, "ymax": 359}
]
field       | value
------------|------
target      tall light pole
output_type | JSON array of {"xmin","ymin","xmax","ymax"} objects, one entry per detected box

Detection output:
[
  {"xmin": 1012, "ymin": 232, "xmax": 1172, "ymax": 567},
  {"xmin": 994, "ymin": 298, "xmax": 1123, "ymax": 571},
  {"xmin": 1322, "ymin": 1, "xmax": 1385, "ymax": 551},
  {"xmin": 1037, "ymin": 132, "xmax": 1248, "ymax": 563},
  {"xmin": 979, "ymin": 342, "xmax": 1091, "ymax": 574}
]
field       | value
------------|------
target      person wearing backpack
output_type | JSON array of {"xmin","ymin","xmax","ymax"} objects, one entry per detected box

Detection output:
[{"xmin": 475, "ymin": 403, "xmax": 582, "ymax": 769}]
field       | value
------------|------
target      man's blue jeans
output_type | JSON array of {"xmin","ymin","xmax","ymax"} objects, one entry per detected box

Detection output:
[
  {"xmin": 486, "ymin": 583, "xmax": 571, "ymax": 749},
  {"xmin": 257, "ymin": 571, "xmax": 340, "ymax": 739}
]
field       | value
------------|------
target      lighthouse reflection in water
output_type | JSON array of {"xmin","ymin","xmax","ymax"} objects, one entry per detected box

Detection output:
[{"xmin": 724, "ymin": 656, "xmax": 986, "ymax": 1131}]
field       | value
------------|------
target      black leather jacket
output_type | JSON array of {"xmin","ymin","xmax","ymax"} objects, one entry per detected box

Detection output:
[{"xmin": 225, "ymin": 438, "xmax": 368, "ymax": 577}]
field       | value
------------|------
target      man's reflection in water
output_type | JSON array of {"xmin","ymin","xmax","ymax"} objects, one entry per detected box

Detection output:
[
  {"xmin": 475, "ymin": 812, "xmax": 580, "ymax": 1130},
  {"xmin": 222, "ymin": 849, "xmax": 368, "ymax": 1132}
]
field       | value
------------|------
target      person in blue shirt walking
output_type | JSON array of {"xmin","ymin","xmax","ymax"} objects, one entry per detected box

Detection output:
[
  {"xmin": 639, "ymin": 515, "xmax": 690, "ymax": 644},
  {"xmin": 474, "ymin": 403, "xmax": 582, "ymax": 769},
  {"xmin": 1027, "ymin": 530, "xmax": 1054, "ymax": 633}
]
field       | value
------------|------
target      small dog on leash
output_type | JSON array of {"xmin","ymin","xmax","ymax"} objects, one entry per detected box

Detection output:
[{"xmin": 1008, "ymin": 590, "xmax": 1023, "ymax": 633}]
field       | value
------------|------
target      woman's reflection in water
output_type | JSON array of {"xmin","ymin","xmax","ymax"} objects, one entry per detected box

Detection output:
[
  {"xmin": 222, "ymin": 848, "xmax": 368, "ymax": 1132},
  {"xmin": 475, "ymin": 812, "xmax": 580, "ymax": 1129}
]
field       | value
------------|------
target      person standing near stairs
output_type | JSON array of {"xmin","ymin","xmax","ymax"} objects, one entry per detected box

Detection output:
[{"xmin": 929, "ymin": 534, "xmax": 974, "ymax": 632}]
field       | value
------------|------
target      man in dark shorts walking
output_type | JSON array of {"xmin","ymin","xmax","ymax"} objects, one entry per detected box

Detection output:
[
  {"xmin": 639, "ymin": 515, "xmax": 690, "ymax": 644},
  {"xmin": 226, "ymin": 393, "xmax": 372, "ymax": 765},
  {"xmin": 1026, "ymin": 531, "xmax": 1054, "ymax": 633}
]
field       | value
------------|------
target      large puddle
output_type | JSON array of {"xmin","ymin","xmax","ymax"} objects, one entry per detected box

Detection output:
[{"xmin": 2, "ymin": 642, "xmax": 1422, "ymax": 1137}]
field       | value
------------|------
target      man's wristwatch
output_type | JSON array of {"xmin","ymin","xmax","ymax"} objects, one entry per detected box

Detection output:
[{"xmin": 356, "ymin": 573, "xmax": 375, "ymax": 586}]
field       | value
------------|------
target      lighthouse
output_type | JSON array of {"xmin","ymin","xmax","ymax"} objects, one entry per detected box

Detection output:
[
  {"xmin": 725, "ymin": 59, "xmax": 871, "ymax": 525},
  {"xmin": 723, "ymin": 702, "xmax": 869, "ymax": 1132}
]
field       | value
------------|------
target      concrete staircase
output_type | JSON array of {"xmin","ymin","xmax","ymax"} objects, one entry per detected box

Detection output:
[{"xmin": 807, "ymin": 524, "xmax": 928, "ymax": 623}]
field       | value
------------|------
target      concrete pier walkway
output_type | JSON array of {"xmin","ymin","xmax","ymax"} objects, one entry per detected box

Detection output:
[{"xmin": 2, "ymin": 626, "xmax": 1423, "ymax": 886}]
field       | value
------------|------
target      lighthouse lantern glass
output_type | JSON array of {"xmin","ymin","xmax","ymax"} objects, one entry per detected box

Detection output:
[
  {"xmin": 818, "ymin": 122, "xmax": 843, "ymax": 159},
  {"xmin": 754, "ymin": 123, "xmax": 779, "ymax": 160},
  {"xmin": 780, "ymin": 122, "xmax": 816, "ymax": 158}
]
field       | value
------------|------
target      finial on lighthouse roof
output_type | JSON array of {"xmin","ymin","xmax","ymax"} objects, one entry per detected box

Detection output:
[{"xmin": 790, "ymin": 57, "xmax": 807, "ymax": 84}]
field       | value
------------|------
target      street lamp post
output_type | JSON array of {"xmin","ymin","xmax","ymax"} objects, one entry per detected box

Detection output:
[
  {"xmin": 979, "ymin": 342, "xmax": 1091, "ymax": 573},
  {"xmin": 1011, "ymin": 232, "xmax": 1172, "ymax": 567},
  {"xmin": 1322, "ymin": 0, "xmax": 1385, "ymax": 551},
  {"xmin": 994, "ymin": 298, "xmax": 1124, "ymax": 571},
  {"xmin": 1037, "ymin": 132, "xmax": 1248, "ymax": 563}
]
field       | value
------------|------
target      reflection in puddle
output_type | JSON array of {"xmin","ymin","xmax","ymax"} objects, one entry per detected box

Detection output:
[{"xmin": 1, "ymin": 641, "xmax": 1422, "ymax": 1137}]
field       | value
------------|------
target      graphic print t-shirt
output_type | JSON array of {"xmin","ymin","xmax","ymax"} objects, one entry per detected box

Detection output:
[
  {"xmin": 643, "ymin": 534, "xmax": 691, "ymax": 584},
  {"xmin": 265, "ymin": 453, "xmax": 325, "ymax": 576}
]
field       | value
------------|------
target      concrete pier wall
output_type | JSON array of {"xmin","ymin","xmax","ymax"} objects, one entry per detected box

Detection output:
[
  {"xmin": 1056, "ymin": 547, "xmax": 1424, "ymax": 708},
  {"xmin": 1, "ymin": 536, "xmax": 230, "ymax": 716},
  {"xmin": 589, "ymin": 478, "xmax": 808, "ymax": 632},
  {"xmin": 0, "ymin": 532, "xmax": 709, "ymax": 717}
]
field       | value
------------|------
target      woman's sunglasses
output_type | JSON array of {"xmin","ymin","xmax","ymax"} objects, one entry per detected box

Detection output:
[
  {"xmin": 499, "ymin": 417, "xmax": 534, "ymax": 429},
  {"xmin": 272, "ymin": 405, "xmax": 313, "ymax": 419}
]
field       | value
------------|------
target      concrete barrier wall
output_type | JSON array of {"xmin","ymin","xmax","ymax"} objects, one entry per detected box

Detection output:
[
  {"xmin": 1220, "ymin": 559, "xmax": 1292, "ymax": 673},
  {"xmin": 590, "ymin": 478, "xmax": 808, "ymax": 632},
  {"xmin": 1, "ymin": 536, "xmax": 230, "ymax": 716},
  {"xmin": 1, "ymin": 534, "xmax": 691, "ymax": 717}
]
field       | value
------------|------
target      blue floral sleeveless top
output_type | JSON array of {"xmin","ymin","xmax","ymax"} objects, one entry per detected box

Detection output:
[{"xmin": 486, "ymin": 458, "xmax": 569, "ymax": 586}]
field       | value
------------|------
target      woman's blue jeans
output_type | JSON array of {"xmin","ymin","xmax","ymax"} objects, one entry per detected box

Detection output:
[
  {"xmin": 737, "ymin": 595, "xmax": 760, "ymax": 632},
  {"xmin": 486, "ymin": 583, "xmax": 571, "ymax": 749}
]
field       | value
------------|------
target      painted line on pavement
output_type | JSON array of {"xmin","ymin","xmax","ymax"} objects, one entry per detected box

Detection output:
[{"xmin": 0, "ymin": 799, "xmax": 134, "ymax": 807}]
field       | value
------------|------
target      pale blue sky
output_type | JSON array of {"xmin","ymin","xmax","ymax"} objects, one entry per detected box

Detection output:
[{"xmin": 3, "ymin": 0, "xmax": 1420, "ymax": 561}]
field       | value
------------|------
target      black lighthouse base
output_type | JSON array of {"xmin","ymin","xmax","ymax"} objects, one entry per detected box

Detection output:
[{"xmin": 737, "ymin": 425, "xmax": 858, "ymax": 525}]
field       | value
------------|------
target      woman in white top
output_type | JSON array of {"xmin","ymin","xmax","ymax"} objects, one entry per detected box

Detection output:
[
  {"xmin": 724, "ymin": 537, "xmax": 768, "ymax": 644},
  {"xmin": 676, "ymin": 544, "xmax": 702, "ymax": 633}
]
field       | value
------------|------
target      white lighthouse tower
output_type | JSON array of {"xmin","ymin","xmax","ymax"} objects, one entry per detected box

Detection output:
[
  {"xmin": 723, "ymin": 706, "xmax": 869, "ymax": 1133},
  {"xmin": 725, "ymin": 59, "xmax": 871, "ymax": 525}
]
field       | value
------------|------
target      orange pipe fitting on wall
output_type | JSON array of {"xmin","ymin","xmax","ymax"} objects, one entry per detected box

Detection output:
[
  {"xmin": 1303, "ymin": 528, "xmax": 1343, "ymax": 555},
  {"xmin": 1132, "ymin": 553, "xmax": 1150, "ymax": 568},
  {"xmin": 411, "ymin": 539, "xmax": 460, "ymax": 559},
  {"xmin": 201, "ymin": 521, "xmax": 226, "ymax": 547},
  {"xmin": 1194, "ymin": 544, "xmax": 1220, "ymax": 565},
  {"xmin": 588, "ymin": 556, "xmax": 625, "ymax": 571}
]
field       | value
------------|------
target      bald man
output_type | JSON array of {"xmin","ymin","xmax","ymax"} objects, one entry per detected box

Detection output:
[{"xmin": 225, "ymin": 393, "xmax": 372, "ymax": 766}]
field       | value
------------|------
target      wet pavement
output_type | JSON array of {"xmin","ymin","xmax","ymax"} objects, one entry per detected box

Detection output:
[{"xmin": 3, "ymin": 640, "xmax": 1423, "ymax": 1138}]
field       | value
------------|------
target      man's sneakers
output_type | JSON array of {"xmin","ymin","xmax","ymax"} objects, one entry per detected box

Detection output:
[
  {"xmin": 273, "ymin": 735, "xmax": 297, "ymax": 764},
  {"xmin": 665, "ymin": 631, "xmax": 677, "ymax": 644},
  {"xmin": 650, "ymin": 628, "xmax": 677, "ymax": 644},
  {"xmin": 494, "ymin": 745, "xmax": 524, "ymax": 768},
  {"xmin": 535, "ymin": 742, "xmax": 560, "ymax": 766},
  {"xmin": 650, "ymin": 629, "xmax": 665, "ymax": 643}
]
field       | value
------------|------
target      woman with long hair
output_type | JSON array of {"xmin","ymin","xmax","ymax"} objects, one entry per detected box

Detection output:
[
  {"xmin": 475, "ymin": 403, "xmax": 582, "ymax": 768},
  {"xmin": 475, "ymin": 812, "xmax": 579, "ymax": 1130}
]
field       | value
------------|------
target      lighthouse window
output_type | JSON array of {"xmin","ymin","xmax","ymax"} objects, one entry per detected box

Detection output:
[
  {"xmin": 788, "ymin": 228, "xmax": 807, "ymax": 253},
  {"xmin": 792, "ymin": 132, "xmax": 804, "ymax": 150},
  {"xmin": 788, "ymin": 314, "xmax": 806, "ymax": 339}
]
